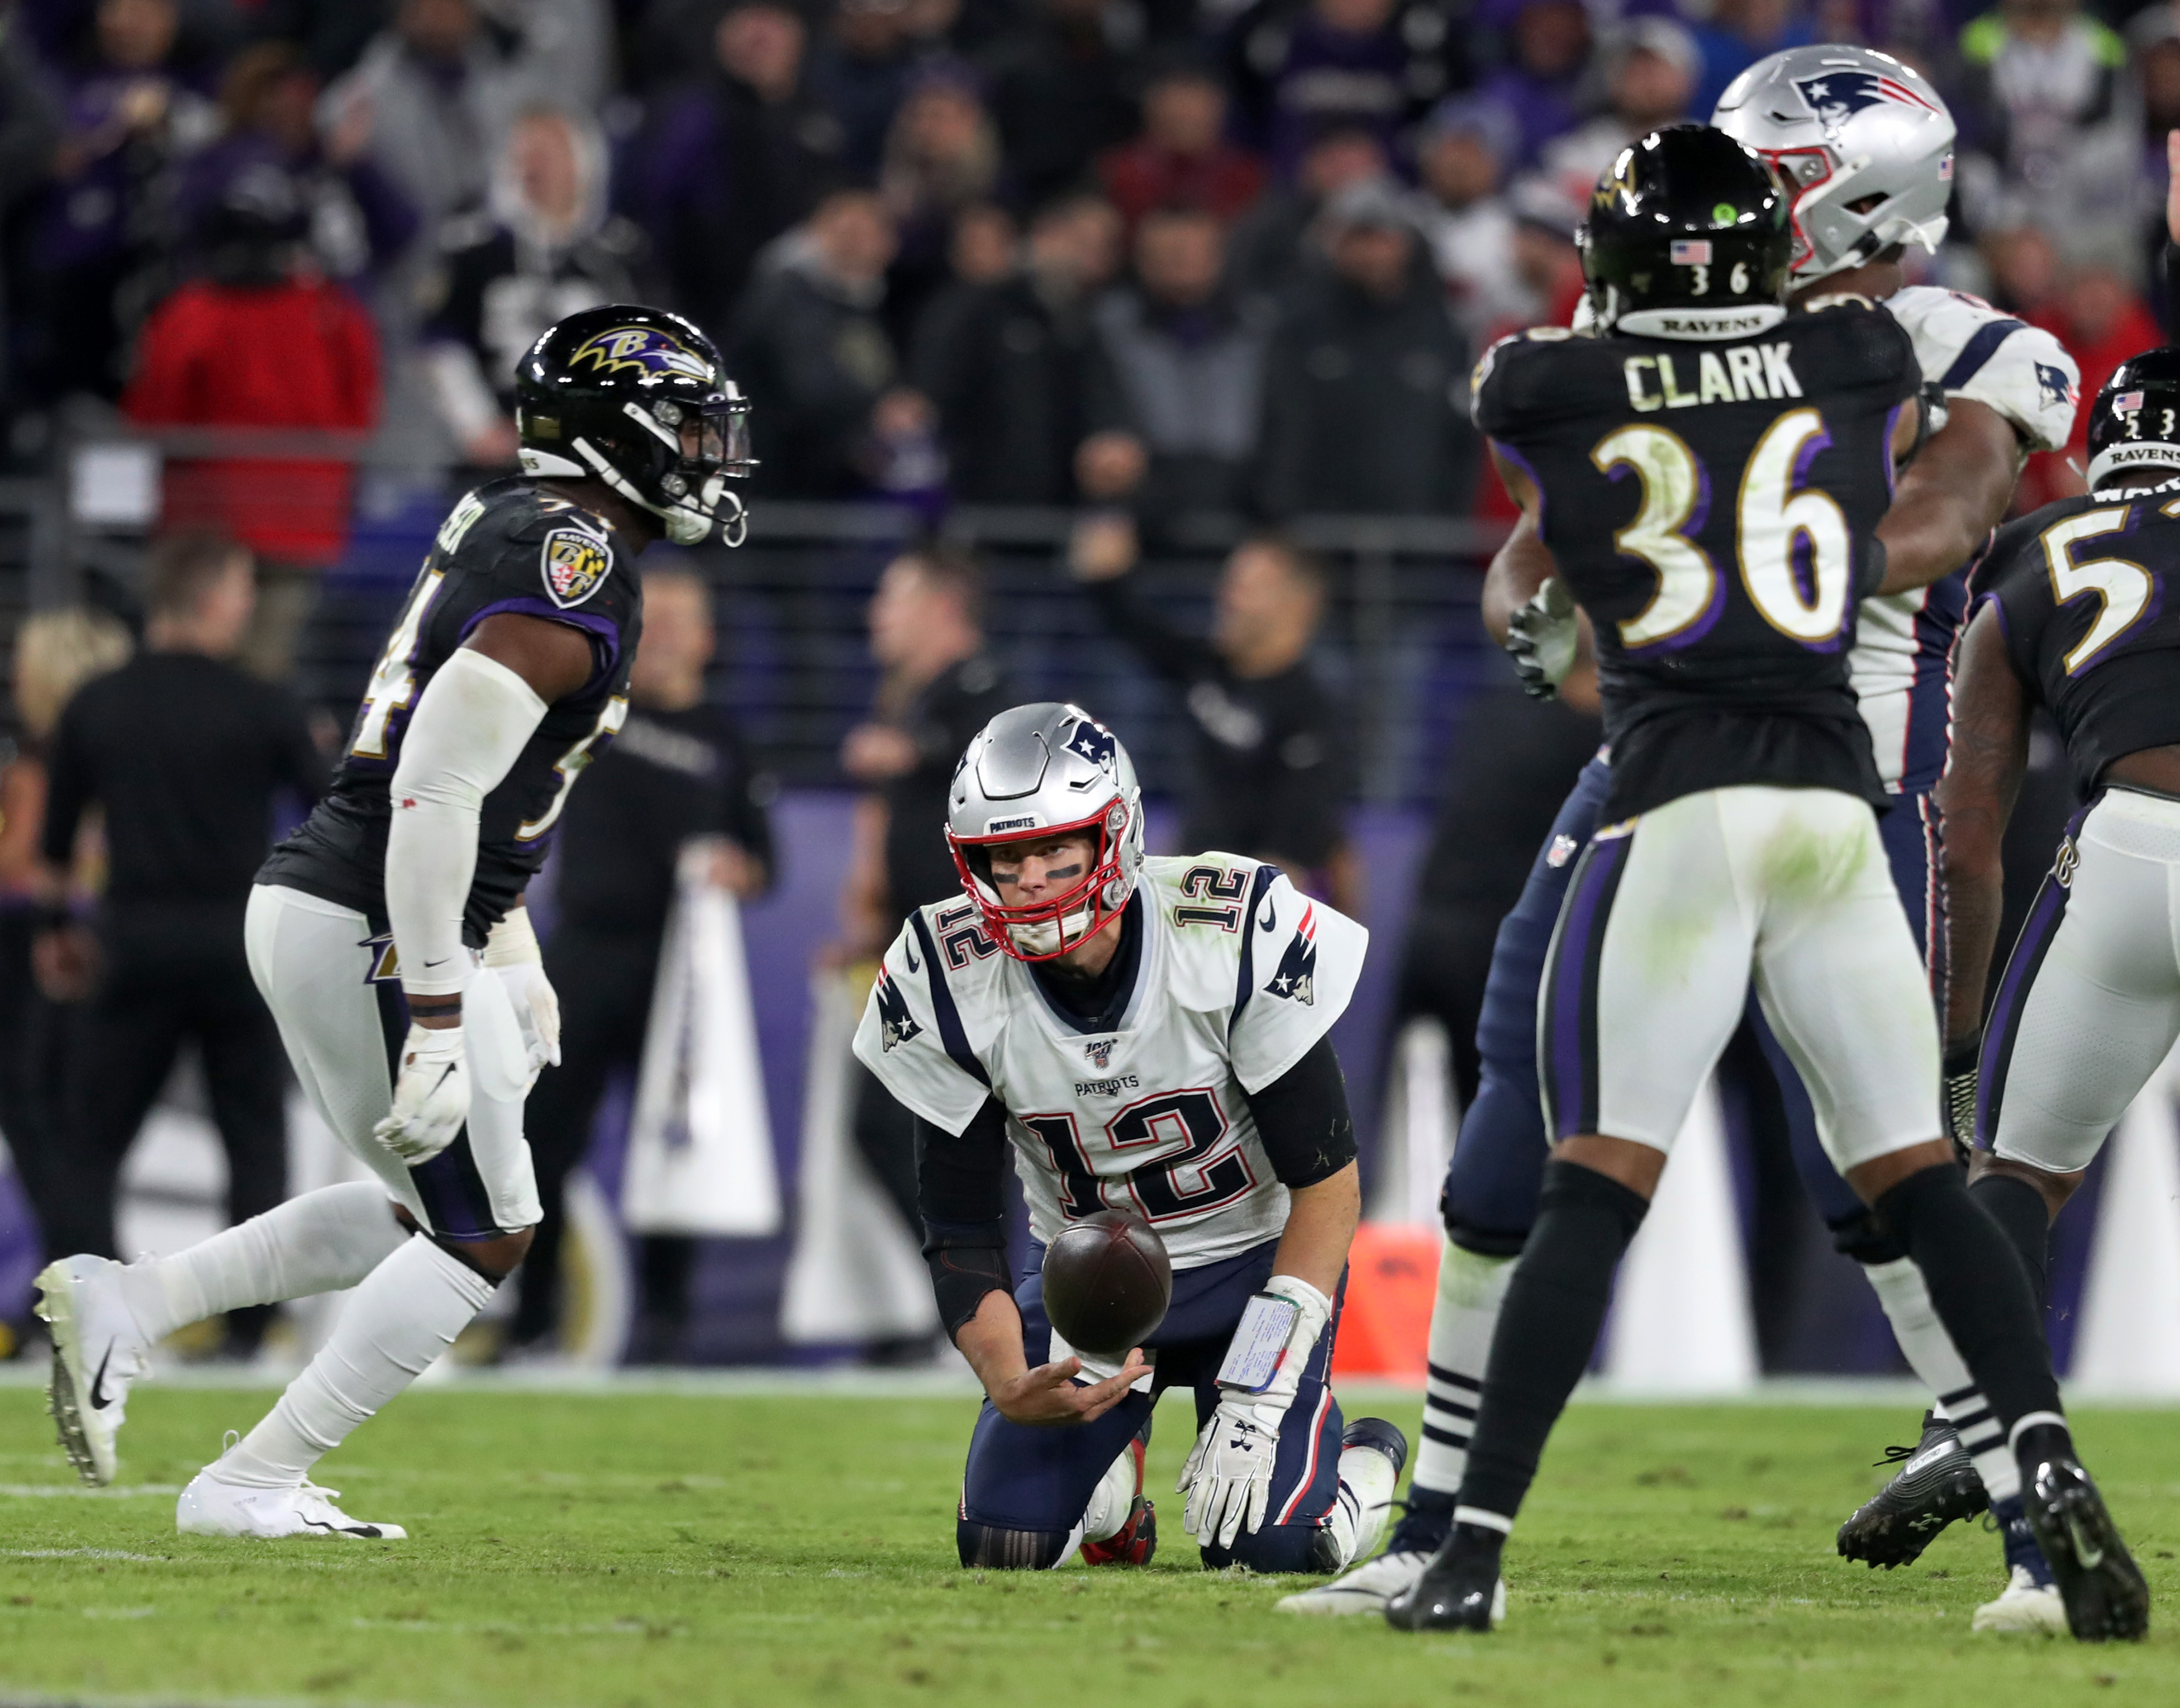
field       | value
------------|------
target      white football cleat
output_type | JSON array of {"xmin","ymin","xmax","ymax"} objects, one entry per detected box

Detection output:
[
  {"xmin": 178, "ymin": 1472, "xmax": 407, "ymax": 1541},
  {"xmin": 1277, "ymin": 1545, "xmax": 1434, "ymax": 1615},
  {"xmin": 1971, "ymin": 1564, "xmax": 2068, "ymax": 1636},
  {"xmin": 34, "ymin": 1255, "xmax": 151, "ymax": 1486}
]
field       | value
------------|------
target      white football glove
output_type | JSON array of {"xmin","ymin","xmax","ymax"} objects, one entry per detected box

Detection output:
[
  {"xmin": 1504, "ymin": 576, "xmax": 1579, "ymax": 700},
  {"xmin": 373, "ymin": 1023, "xmax": 469, "ymax": 1163},
  {"xmin": 1175, "ymin": 1274, "xmax": 1333, "ymax": 1549},
  {"xmin": 1181, "ymin": 1398, "xmax": 1283, "ymax": 1548}
]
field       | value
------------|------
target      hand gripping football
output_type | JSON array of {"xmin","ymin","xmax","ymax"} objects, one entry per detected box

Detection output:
[{"xmin": 1040, "ymin": 1210, "xmax": 1173, "ymax": 1356}]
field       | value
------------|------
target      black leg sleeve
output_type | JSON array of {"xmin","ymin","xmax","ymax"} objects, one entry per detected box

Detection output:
[
  {"xmin": 1457, "ymin": 1159, "xmax": 1649, "ymax": 1524},
  {"xmin": 1969, "ymin": 1172, "xmax": 2051, "ymax": 1312},
  {"xmin": 1876, "ymin": 1163, "xmax": 2060, "ymax": 1432}
]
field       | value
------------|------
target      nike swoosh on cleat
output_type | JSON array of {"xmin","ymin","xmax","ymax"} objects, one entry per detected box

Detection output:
[{"xmin": 88, "ymin": 1345, "xmax": 114, "ymax": 1411}]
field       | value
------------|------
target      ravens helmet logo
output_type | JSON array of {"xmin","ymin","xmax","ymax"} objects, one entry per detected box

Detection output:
[{"xmin": 568, "ymin": 326, "xmax": 713, "ymax": 382}]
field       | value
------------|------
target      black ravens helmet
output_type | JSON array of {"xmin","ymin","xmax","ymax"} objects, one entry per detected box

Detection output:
[
  {"xmin": 1580, "ymin": 124, "xmax": 1793, "ymax": 341},
  {"xmin": 514, "ymin": 305, "xmax": 755, "ymax": 546},
  {"xmin": 2086, "ymin": 347, "xmax": 2180, "ymax": 490}
]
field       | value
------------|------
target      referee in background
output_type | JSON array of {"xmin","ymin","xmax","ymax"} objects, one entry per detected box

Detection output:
[{"xmin": 34, "ymin": 531, "xmax": 325, "ymax": 1357}]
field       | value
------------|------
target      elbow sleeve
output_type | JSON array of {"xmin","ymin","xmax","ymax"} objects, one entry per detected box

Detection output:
[
  {"xmin": 921, "ymin": 1220, "xmax": 1012, "ymax": 1340},
  {"xmin": 1245, "ymin": 1037, "xmax": 1359, "ymax": 1189},
  {"xmin": 385, "ymin": 647, "xmax": 547, "ymax": 994}
]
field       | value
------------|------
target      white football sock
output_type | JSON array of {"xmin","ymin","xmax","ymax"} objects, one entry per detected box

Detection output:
[
  {"xmin": 1080, "ymin": 1447, "xmax": 1137, "ymax": 1545},
  {"xmin": 1412, "ymin": 1240, "xmax": 1515, "ymax": 1496},
  {"xmin": 213, "ymin": 1236, "xmax": 496, "ymax": 1489},
  {"xmin": 115, "ymin": 1182, "xmax": 410, "ymax": 1342},
  {"xmin": 1861, "ymin": 1255, "xmax": 2020, "ymax": 1503},
  {"xmin": 1325, "ymin": 1441, "xmax": 1401, "ymax": 1568}
]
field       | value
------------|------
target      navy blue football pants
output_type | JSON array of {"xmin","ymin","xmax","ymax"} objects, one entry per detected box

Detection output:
[
  {"xmin": 1440, "ymin": 759, "xmax": 1942, "ymax": 1252},
  {"xmin": 959, "ymin": 1237, "xmax": 1347, "ymax": 1571}
]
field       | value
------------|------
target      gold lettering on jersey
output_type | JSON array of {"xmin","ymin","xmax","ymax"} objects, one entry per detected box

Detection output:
[
  {"xmin": 1657, "ymin": 354, "xmax": 1700, "ymax": 409},
  {"xmin": 434, "ymin": 491, "xmax": 487, "ymax": 554},
  {"xmin": 1622, "ymin": 343, "xmax": 1803, "ymax": 413}
]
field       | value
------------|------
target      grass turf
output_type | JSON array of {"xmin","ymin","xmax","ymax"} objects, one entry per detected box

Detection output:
[{"xmin": 0, "ymin": 1384, "xmax": 2173, "ymax": 1707}]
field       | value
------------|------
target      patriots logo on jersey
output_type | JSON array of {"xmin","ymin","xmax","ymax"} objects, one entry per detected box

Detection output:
[
  {"xmin": 1793, "ymin": 70, "xmax": 1938, "ymax": 136},
  {"xmin": 874, "ymin": 968, "xmax": 922, "ymax": 1052},
  {"xmin": 1264, "ymin": 904, "xmax": 1318, "ymax": 1005},
  {"xmin": 568, "ymin": 325, "xmax": 712, "ymax": 381},
  {"xmin": 542, "ymin": 527, "xmax": 613, "ymax": 608},
  {"xmin": 1084, "ymin": 1037, "xmax": 1115, "ymax": 1070},
  {"xmin": 2036, "ymin": 364, "xmax": 2076, "ymax": 409},
  {"xmin": 1065, "ymin": 719, "xmax": 1117, "ymax": 771}
]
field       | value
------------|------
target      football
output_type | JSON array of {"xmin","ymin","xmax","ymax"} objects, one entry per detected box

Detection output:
[{"xmin": 1040, "ymin": 1209, "xmax": 1173, "ymax": 1355}]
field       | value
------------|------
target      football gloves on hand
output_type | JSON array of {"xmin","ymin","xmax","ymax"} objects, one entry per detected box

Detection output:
[
  {"xmin": 494, "ymin": 964, "xmax": 561, "ymax": 1086},
  {"xmin": 374, "ymin": 1023, "xmax": 469, "ymax": 1164},
  {"xmin": 1180, "ymin": 1398, "xmax": 1282, "ymax": 1549},
  {"xmin": 1505, "ymin": 578, "xmax": 1579, "ymax": 700}
]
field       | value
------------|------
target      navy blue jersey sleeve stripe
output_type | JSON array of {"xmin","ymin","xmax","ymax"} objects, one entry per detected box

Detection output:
[
  {"xmin": 1229, "ymin": 863, "xmax": 1284, "ymax": 1034},
  {"xmin": 1936, "ymin": 319, "xmax": 2026, "ymax": 391},
  {"xmin": 909, "ymin": 911, "xmax": 990, "ymax": 1086}
]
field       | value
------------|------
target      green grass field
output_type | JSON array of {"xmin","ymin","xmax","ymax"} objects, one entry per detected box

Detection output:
[{"xmin": 0, "ymin": 1379, "xmax": 2174, "ymax": 1707}]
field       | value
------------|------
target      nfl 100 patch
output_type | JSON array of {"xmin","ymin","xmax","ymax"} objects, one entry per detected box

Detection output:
[{"xmin": 541, "ymin": 527, "xmax": 613, "ymax": 608}]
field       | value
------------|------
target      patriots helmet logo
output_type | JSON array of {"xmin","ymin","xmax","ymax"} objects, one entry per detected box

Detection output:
[
  {"xmin": 1065, "ymin": 718, "xmax": 1118, "ymax": 771},
  {"xmin": 1793, "ymin": 69, "xmax": 1938, "ymax": 136},
  {"xmin": 2036, "ymin": 363, "xmax": 2076, "ymax": 409},
  {"xmin": 1084, "ymin": 1037, "xmax": 1115, "ymax": 1070},
  {"xmin": 874, "ymin": 968, "xmax": 923, "ymax": 1052},
  {"xmin": 568, "ymin": 325, "xmax": 713, "ymax": 381},
  {"xmin": 1264, "ymin": 904, "xmax": 1319, "ymax": 1005}
]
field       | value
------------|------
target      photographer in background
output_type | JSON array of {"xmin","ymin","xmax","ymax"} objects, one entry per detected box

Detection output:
[{"xmin": 514, "ymin": 564, "xmax": 774, "ymax": 1365}]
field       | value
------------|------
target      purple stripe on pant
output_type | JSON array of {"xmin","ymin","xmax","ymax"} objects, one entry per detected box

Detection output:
[{"xmin": 1545, "ymin": 830, "xmax": 1633, "ymax": 1140}]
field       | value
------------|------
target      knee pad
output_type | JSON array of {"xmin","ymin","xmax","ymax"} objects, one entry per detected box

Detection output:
[
  {"xmin": 957, "ymin": 1519, "xmax": 1073, "ymax": 1571},
  {"xmin": 1831, "ymin": 1207, "xmax": 1909, "ymax": 1267},
  {"xmin": 1440, "ymin": 1181, "xmax": 1531, "ymax": 1258}
]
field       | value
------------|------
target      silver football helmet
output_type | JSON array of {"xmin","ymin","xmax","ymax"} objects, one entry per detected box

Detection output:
[
  {"xmin": 945, "ymin": 703, "xmax": 1145, "ymax": 962},
  {"xmin": 1712, "ymin": 46, "xmax": 1954, "ymax": 282}
]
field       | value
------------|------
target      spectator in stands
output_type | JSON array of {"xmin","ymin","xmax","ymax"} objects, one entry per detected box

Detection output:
[
  {"xmin": 878, "ymin": 63, "xmax": 1004, "ymax": 339},
  {"xmin": 0, "ymin": 609, "xmax": 130, "ymax": 1299},
  {"xmin": 18, "ymin": 0, "xmax": 210, "ymax": 404},
  {"xmin": 1099, "ymin": 54, "xmax": 1265, "ymax": 239},
  {"xmin": 808, "ymin": 0, "xmax": 917, "ymax": 179},
  {"xmin": 0, "ymin": 23, "xmax": 60, "ymax": 410},
  {"xmin": 835, "ymin": 547, "xmax": 1008, "ymax": 1303},
  {"xmin": 35, "ymin": 533, "xmax": 324, "ymax": 1359},
  {"xmin": 515, "ymin": 563, "xmax": 774, "ymax": 1365},
  {"xmin": 1069, "ymin": 516, "xmax": 1358, "ymax": 910},
  {"xmin": 945, "ymin": 199, "xmax": 1019, "ymax": 287},
  {"xmin": 1957, "ymin": 0, "xmax": 2126, "ymax": 218},
  {"xmin": 1685, "ymin": 0, "xmax": 1815, "ymax": 117},
  {"xmin": 912, "ymin": 191, "xmax": 1120, "ymax": 503},
  {"xmin": 1540, "ymin": 17, "xmax": 1698, "ymax": 206},
  {"xmin": 123, "ymin": 162, "xmax": 379, "ymax": 680},
  {"xmin": 1083, "ymin": 203, "xmax": 1273, "ymax": 518},
  {"xmin": 1506, "ymin": 174, "xmax": 1585, "ymax": 330},
  {"xmin": 636, "ymin": 0, "xmax": 848, "ymax": 347},
  {"xmin": 728, "ymin": 187, "xmax": 937, "ymax": 499},
  {"xmin": 1415, "ymin": 94, "xmax": 1531, "ymax": 343},
  {"xmin": 979, "ymin": 0, "xmax": 1139, "ymax": 208},
  {"xmin": 2019, "ymin": 240, "xmax": 2154, "ymax": 510},
  {"xmin": 1226, "ymin": 122, "xmax": 1388, "ymax": 302},
  {"xmin": 418, "ymin": 104, "xmax": 639, "ymax": 472},
  {"xmin": 1477, "ymin": 0, "xmax": 1594, "ymax": 168},
  {"xmin": 2131, "ymin": 9, "xmax": 2180, "ymax": 324},
  {"xmin": 177, "ymin": 42, "xmax": 418, "ymax": 291},
  {"xmin": 1255, "ymin": 0, "xmax": 1433, "ymax": 179},
  {"xmin": 1255, "ymin": 179, "xmax": 1476, "ymax": 518}
]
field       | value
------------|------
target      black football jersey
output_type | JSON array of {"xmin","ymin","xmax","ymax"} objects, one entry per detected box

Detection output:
[
  {"xmin": 1983, "ymin": 482, "xmax": 2180, "ymax": 796},
  {"xmin": 260, "ymin": 476, "xmax": 643, "ymax": 944},
  {"xmin": 1473, "ymin": 302, "xmax": 1919, "ymax": 819}
]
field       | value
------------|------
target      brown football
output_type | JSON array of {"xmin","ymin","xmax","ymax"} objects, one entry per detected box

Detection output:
[{"xmin": 1040, "ymin": 1210, "xmax": 1173, "ymax": 1355}]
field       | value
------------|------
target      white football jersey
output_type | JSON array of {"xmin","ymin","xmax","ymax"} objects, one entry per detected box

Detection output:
[
  {"xmin": 1852, "ymin": 286, "xmax": 2079, "ymax": 793},
  {"xmin": 852, "ymin": 855, "xmax": 1368, "ymax": 1269}
]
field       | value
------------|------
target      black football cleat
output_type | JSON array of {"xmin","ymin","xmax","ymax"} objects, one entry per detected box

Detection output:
[
  {"xmin": 1837, "ymin": 1411, "xmax": 1988, "ymax": 1569},
  {"xmin": 2019, "ymin": 1453, "xmax": 2149, "ymax": 1643},
  {"xmin": 1383, "ymin": 1539, "xmax": 1506, "ymax": 1633}
]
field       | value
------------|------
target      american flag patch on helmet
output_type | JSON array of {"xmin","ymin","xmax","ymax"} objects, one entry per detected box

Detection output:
[
  {"xmin": 2117, "ymin": 391, "xmax": 2145, "ymax": 411},
  {"xmin": 1670, "ymin": 240, "xmax": 1713, "ymax": 265}
]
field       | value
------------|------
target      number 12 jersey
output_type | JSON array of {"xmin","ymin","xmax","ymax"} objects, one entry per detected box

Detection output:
[
  {"xmin": 853, "ymin": 856, "xmax": 1367, "ymax": 1269},
  {"xmin": 1473, "ymin": 300, "xmax": 1919, "ymax": 820},
  {"xmin": 260, "ymin": 476, "xmax": 643, "ymax": 944}
]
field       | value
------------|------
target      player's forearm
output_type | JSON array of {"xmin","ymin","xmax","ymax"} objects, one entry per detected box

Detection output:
[
  {"xmin": 1482, "ymin": 512, "xmax": 1556, "ymax": 645},
  {"xmin": 1940, "ymin": 839, "xmax": 2004, "ymax": 1047},
  {"xmin": 385, "ymin": 649, "xmax": 546, "ymax": 1002},
  {"xmin": 954, "ymin": 1288, "xmax": 1031, "ymax": 1393},
  {"xmin": 1270, "ymin": 1160, "xmax": 1360, "ymax": 1299},
  {"xmin": 1875, "ymin": 400, "xmax": 2021, "ymax": 596}
]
